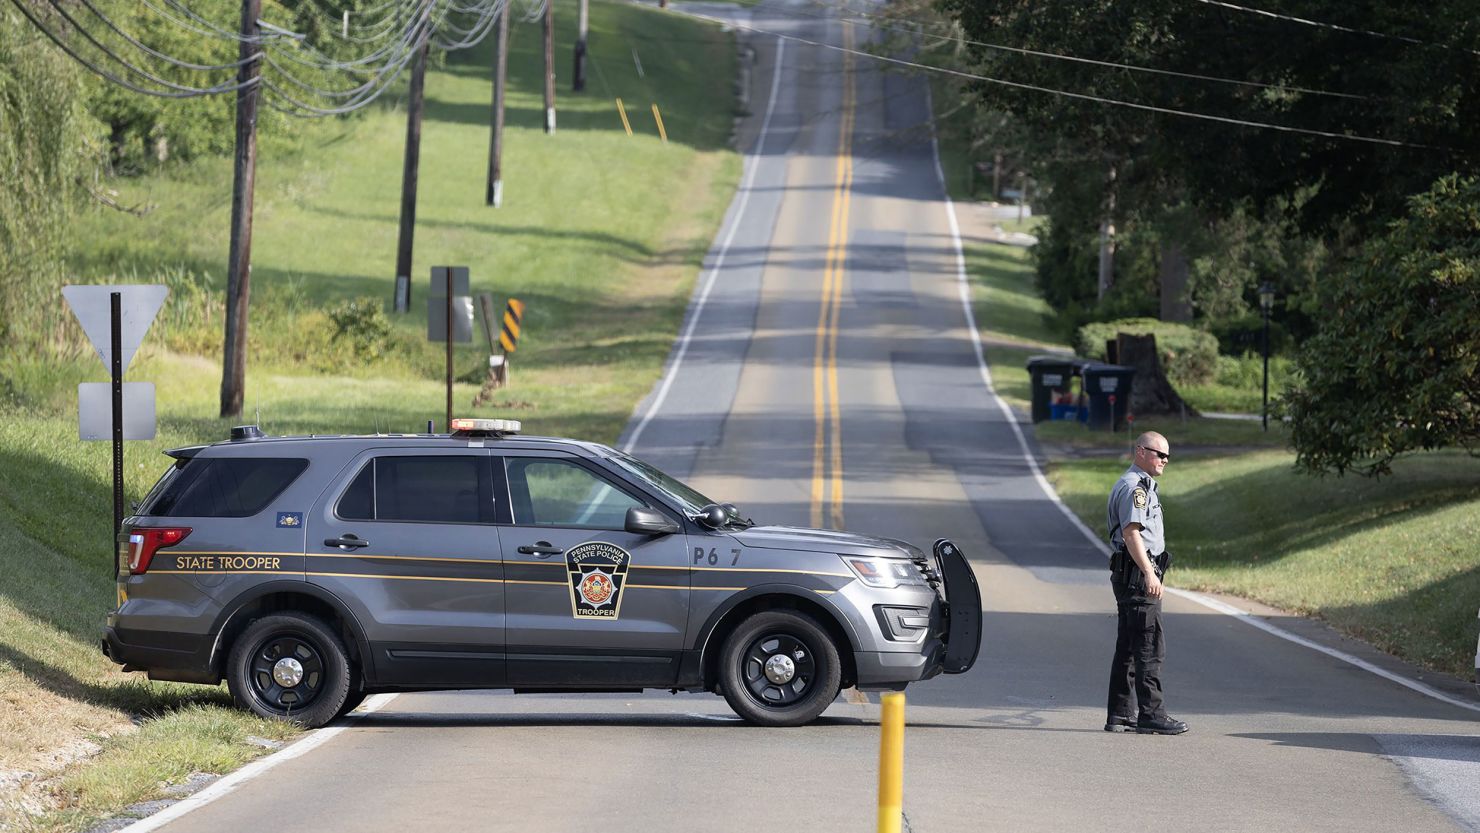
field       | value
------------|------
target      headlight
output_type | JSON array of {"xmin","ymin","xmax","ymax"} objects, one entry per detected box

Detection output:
[{"xmin": 841, "ymin": 556, "xmax": 927, "ymax": 588}]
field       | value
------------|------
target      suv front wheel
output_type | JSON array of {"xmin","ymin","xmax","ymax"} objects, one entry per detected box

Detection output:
[
  {"xmin": 719, "ymin": 610, "xmax": 842, "ymax": 727},
  {"xmin": 227, "ymin": 612, "xmax": 352, "ymax": 728}
]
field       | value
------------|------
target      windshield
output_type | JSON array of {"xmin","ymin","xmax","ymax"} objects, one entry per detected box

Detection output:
[{"xmin": 603, "ymin": 450, "xmax": 717, "ymax": 516}]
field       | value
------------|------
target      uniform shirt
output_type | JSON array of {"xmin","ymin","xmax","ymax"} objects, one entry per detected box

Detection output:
[{"xmin": 1107, "ymin": 464, "xmax": 1164, "ymax": 555}]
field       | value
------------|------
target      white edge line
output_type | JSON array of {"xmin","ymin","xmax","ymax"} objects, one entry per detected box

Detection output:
[
  {"xmin": 113, "ymin": 693, "xmax": 400, "ymax": 833},
  {"xmin": 621, "ymin": 34, "xmax": 786, "ymax": 454},
  {"xmin": 922, "ymin": 86, "xmax": 1480, "ymax": 717}
]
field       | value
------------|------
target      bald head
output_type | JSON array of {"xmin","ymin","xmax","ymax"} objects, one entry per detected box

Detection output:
[
  {"xmin": 1133, "ymin": 432, "xmax": 1170, "ymax": 476},
  {"xmin": 1135, "ymin": 431, "xmax": 1166, "ymax": 450}
]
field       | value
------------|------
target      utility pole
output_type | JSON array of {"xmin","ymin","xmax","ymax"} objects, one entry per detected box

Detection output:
[
  {"xmin": 220, "ymin": 0, "xmax": 262, "ymax": 419},
  {"xmin": 486, "ymin": 7, "xmax": 509, "ymax": 206},
  {"xmin": 1097, "ymin": 163, "xmax": 1117, "ymax": 301},
  {"xmin": 572, "ymin": 0, "xmax": 588, "ymax": 92},
  {"xmin": 394, "ymin": 36, "xmax": 431, "ymax": 312},
  {"xmin": 543, "ymin": 0, "xmax": 556, "ymax": 133}
]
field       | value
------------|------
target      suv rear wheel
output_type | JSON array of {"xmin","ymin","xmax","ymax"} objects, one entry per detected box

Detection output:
[
  {"xmin": 227, "ymin": 612, "xmax": 352, "ymax": 728},
  {"xmin": 719, "ymin": 610, "xmax": 842, "ymax": 727}
]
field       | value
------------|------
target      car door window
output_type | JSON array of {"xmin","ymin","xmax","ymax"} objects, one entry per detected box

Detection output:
[
  {"xmin": 506, "ymin": 458, "xmax": 642, "ymax": 529},
  {"xmin": 335, "ymin": 456, "xmax": 492, "ymax": 524}
]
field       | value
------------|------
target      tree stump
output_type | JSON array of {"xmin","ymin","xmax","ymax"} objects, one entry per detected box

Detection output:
[{"xmin": 1116, "ymin": 333, "xmax": 1199, "ymax": 418}]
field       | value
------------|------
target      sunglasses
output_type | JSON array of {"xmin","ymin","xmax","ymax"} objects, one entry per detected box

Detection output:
[{"xmin": 1139, "ymin": 446, "xmax": 1170, "ymax": 462}]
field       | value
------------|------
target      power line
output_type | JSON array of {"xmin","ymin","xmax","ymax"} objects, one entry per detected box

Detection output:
[
  {"xmin": 683, "ymin": 11, "xmax": 1441, "ymax": 150},
  {"xmin": 787, "ymin": 0, "xmax": 1369, "ymax": 101},
  {"xmin": 13, "ymin": 0, "xmax": 508, "ymax": 116},
  {"xmin": 7, "ymin": 0, "xmax": 253, "ymax": 96},
  {"xmin": 1187, "ymin": 0, "xmax": 1480, "ymax": 57}
]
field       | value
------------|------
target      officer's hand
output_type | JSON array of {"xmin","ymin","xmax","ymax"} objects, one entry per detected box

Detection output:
[{"xmin": 1143, "ymin": 571, "xmax": 1163, "ymax": 599}]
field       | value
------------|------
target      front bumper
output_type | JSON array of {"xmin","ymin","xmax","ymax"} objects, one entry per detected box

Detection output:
[{"xmin": 854, "ymin": 539, "xmax": 982, "ymax": 688}]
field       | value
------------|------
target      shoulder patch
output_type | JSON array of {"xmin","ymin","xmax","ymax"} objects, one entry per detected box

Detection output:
[{"xmin": 1132, "ymin": 487, "xmax": 1148, "ymax": 509}]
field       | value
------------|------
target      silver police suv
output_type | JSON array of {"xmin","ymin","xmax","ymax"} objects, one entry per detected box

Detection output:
[{"xmin": 103, "ymin": 419, "xmax": 981, "ymax": 728}]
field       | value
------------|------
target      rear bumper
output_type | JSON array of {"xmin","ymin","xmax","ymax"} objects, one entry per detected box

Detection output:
[{"xmin": 101, "ymin": 624, "xmax": 219, "ymax": 685}]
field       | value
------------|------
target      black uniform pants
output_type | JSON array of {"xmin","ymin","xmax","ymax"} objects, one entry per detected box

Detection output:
[{"xmin": 1107, "ymin": 569, "xmax": 1166, "ymax": 721}]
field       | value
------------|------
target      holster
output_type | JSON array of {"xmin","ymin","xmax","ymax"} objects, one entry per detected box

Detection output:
[{"xmin": 1112, "ymin": 548, "xmax": 1171, "ymax": 587}]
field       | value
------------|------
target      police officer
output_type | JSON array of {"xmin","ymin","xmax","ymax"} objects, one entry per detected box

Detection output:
[{"xmin": 1105, "ymin": 431, "xmax": 1188, "ymax": 735}]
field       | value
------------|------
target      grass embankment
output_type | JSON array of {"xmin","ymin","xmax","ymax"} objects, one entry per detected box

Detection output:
[
  {"xmin": 1051, "ymin": 452, "xmax": 1480, "ymax": 677},
  {"xmin": 0, "ymin": 3, "xmax": 740, "ymax": 829},
  {"xmin": 932, "ymin": 94, "xmax": 1480, "ymax": 679}
]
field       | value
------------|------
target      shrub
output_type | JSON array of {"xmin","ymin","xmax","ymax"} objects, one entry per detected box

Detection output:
[
  {"xmin": 327, "ymin": 298, "xmax": 394, "ymax": 363},
  {"xmin": 1075, "ymin": 317, "xmax": 1219, "ymax": 385}
]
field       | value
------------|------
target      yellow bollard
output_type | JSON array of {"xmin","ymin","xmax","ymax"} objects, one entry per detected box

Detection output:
[
  {"xmin": 651, "ymin": 102, "xmax": 669, "ymax": 143},
  {"xmin": 615, "ymin": 98, "xmax": 633, "ymax": 136},
  {"xmin": 877, "ymin": 692, "xmax": 905, "ymax": 833}
]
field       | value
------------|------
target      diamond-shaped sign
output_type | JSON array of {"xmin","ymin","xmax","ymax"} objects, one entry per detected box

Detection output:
[{"xmin": 62, "ymin": 284, "xmax": 168, "ymax": 375}]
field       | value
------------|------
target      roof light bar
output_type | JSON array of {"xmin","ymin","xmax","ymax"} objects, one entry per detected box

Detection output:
[{"xmin": 450, "ymin": 418, "xmax": 522, "ymax": 436}]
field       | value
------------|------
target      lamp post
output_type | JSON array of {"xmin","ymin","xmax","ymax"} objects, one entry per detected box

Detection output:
[{"xmin": 1258, "ymin": 282, "xmax": 1275, "ymax": 432}]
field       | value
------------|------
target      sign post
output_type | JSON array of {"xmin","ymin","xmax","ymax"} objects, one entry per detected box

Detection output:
[
  {"xmin": 427, "ymin": 267, "xmax": 472, "ymax": 431},
  {"xmin": 110, "ymin": 293, "xmax": 124, "ymax": 551},
  {"xmin": 63, "ymin": 284, "xmax": 168, "ymax": 578}
]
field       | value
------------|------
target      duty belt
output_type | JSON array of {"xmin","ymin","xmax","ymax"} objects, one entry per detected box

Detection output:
[{"xmin": 1110, "ymin": 548, "xmax": 1172, "ymax": 582}]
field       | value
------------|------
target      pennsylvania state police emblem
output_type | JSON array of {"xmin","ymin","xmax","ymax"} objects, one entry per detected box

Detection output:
[
  {"xmin": 1132, "ymin": 487, "xmax": 1148, "ymax": 509},
  {"xmin": 565, "ymin": 541, "xmax": 631, "ymax": 620}
]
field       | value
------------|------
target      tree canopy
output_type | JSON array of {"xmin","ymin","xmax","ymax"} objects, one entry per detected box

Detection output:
[{"xmin": 1284, "ymin": 175, "xmax": 1479, "ymax": 476}]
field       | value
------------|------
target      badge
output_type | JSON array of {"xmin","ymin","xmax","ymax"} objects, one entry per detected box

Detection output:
[
  {"xmin": 276, "ymin": 512, "xmax": 303, "ymax": 528},
  {"xmin": 1132, "ymin": 488, "xmax": 1148, "ymax": 509},
  {"xmin": 565, "ymin": 541, "xmax": 631, "ymax": 620}
]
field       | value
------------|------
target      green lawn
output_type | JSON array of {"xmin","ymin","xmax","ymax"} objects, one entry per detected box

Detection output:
[{"xmin": 1, "ymin": 3, "xmax": 741, "ymax": 829}]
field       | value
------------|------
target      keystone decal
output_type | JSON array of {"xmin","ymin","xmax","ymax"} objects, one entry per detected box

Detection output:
[{"xmin": 565, "ymin": 541, "xmax": 631, "ymax": 620}]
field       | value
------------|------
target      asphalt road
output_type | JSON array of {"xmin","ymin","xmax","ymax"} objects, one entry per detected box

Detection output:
[{"xmin": 143, "ymin": 2, "xmax": 1480, "ymax": 831}]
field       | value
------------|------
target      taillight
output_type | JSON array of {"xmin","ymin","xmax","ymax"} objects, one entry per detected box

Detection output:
[{"xmin": 128, "ymin": 527, "xmax": 191, "ymax": 574}]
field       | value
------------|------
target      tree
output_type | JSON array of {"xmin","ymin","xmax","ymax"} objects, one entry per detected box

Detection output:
[
  {"xmin": 1284, "ymin": 175, "xmax": 1480, "ymax": 476},
  {"xmin": 0, "ymin": 13, "xmax": 101, "ymax": 352},
  {"xmin": 937, "ymin": 0, "xmax": 1480, "ymax": 332}
]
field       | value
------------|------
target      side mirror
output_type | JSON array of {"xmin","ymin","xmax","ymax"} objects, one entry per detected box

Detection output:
[
  {"xmin": 625, "ymin": 506, "xmax": 680, "ymax": 536},
  {"xmin": 694, "ymin": 503, "xmax": 728, "ymax": 530}
]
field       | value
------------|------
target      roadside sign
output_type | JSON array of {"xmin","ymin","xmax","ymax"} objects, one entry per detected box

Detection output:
[
  {"xmin": 62, "ymin": 283, "xmax": 167, "ymax": 579},
  {"xmin": 428, "ymin": 299, "xmax": 474, "ymax": 342},
  {"xmin": 429, "ymin": 266, "xmax": 470, "ymax": 297},
  {"xmin": 61, "ymin": 284, "xmax": 167, "ymax": 374},
  {"xmin": 427, "ymin": 266, "xmax": 473, "ymax": 342},
  {"xmin": 79, "ymin": 383, "xmax": 156, "ymax": 440}
]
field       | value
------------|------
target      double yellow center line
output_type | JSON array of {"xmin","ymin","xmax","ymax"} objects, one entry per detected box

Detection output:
[{"xmin": 811, "ymin": 23, "xmax": 855, "ymax": 530}]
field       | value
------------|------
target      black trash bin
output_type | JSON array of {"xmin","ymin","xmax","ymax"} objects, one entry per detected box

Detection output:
[
  {"xmin": 1082, "ymin": 364, "xmax": 1136, "ymax": 431},
  {"xmin": 1025, "ymin": 355, "xmax": 1080, "ymax": 424}
]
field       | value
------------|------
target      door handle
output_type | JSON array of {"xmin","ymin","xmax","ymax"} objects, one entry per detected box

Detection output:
[
  {"xmin": 517, "ymin": 542, "xmax": 563, "ymax": 557},
  {"xmin": 325, "ymin": 535, "xmax": 370, "ymax": 550}
]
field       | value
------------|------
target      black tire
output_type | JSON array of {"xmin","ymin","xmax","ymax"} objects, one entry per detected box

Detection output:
[
  {"xmin": 718, "ymin": 610, "xmax": 842, "ymax": 727},
  {"xmin": 335, "ymin": 687, "xmax": 368, "ymax": 718},
  {"xmin": 227, "ymin": 612, "xmax": 352, "ymax": 729}
]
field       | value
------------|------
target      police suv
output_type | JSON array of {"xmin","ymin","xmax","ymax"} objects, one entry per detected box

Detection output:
[{"xmin": 103, "ymin": 419, "xmax": 981, "ymax": 728}]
